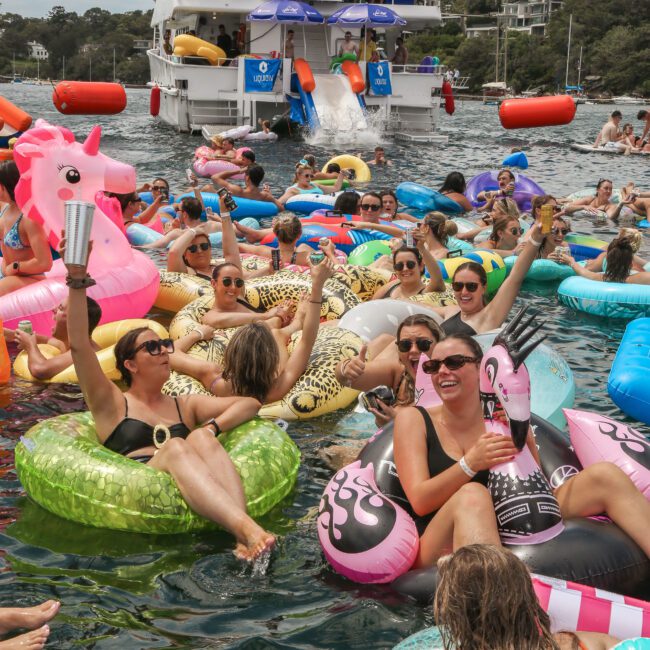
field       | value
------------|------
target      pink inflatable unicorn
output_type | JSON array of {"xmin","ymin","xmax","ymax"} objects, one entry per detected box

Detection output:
[
  {"xmin": 0, "ymin": 120, "xmax": 159, "ymax": 333},
  {"xmin": 480, "ymin": 307, "xmax": 564, "ymax": 544}
]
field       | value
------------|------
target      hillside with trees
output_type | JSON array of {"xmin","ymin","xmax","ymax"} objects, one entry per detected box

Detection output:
[{"xmin": 0, "ymin": 6, "xmax": 152, "ymax": 84}]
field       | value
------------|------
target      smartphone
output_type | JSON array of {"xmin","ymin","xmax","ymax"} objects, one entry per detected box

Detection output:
[
  {"xmin": 405, "ymin": 229, "xmax": 414, "ymax": 247},
  {"xmin": 447, "ymin": 249, "xmax": 463, "ymax": 258},
  {"xmin": 186, "ymin": 168, "xmax": 195, "ymax": 183},
  {"xmin": 205, "ymin": 206, "xmax": 214, "ymax": 218},
  {"xmin": 271, "ymin": 248, "xmax": 281, "ymax": 271},
  {"xmin": 310, "ymin": 251, "xmax": 326, "ymax": 265},
  {"xmin": 217, "ymin": 187, "xmax": 237, "ymax": 212},
  {"xmin": 160, "ymin": 188, "xmax": 169, "ymax": 203}
]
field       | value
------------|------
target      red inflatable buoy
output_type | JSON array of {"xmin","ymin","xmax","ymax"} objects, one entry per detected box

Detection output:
[
  {"xmin": 0, "ymin": 96, "xmax": 33, "ymax": 132},
  {"xmin": 442, "ymin": 80, "xmax": 455, "ymax": 116},
  {"xmin": 499, "ymin": 95, "xmax": 576, "ymax": 129},
  {"xmin": 52, "ymin": 81, "xmax": 127, "ymax": 115},
  {"xmin": 150, "ymin": 85, "xmax": 161, "ymax": 117}
]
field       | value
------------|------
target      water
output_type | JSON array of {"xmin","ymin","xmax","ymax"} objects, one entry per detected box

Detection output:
[{"xmin": 1, "ymin": 85, "xmax": 649, "ymax": 648}]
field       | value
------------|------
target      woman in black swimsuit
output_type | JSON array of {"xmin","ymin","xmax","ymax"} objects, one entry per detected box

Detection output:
[
  {"xmin": 63, "ymin": 241, "xmax": 274, "ymax": 561},
  {"xmin": 394, "ymin": 334, "xmax": 650, "ymax": 568}
]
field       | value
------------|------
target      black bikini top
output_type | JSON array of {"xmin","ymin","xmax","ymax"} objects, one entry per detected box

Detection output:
[
  {"xmin": 103, "ymin": 395, "xmax": 191, "ymax": 456},
  {"xmin": 440, "ymin": 311, "xmax": 478, "ymax": 336}
]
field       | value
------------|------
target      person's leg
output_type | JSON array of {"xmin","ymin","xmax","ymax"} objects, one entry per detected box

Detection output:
[
  {"xmin": 234, "ymin": 223, "xmax": 268, "ymax": 243},
  {"xmin": 415, "ymin": 483, "xmax": 500, "ymax": 568},
  {"xmin": 0, "ymin": 601, "xmax": 59, "ymax": 634},
  {"xmin": 555, "ymin": 462, "xmax": 650, "ymax": 557},
  {"xmin": 0, "ymin": 625, "xmax": 50, "ymax": 649},
  {"xmin": 149, "ymin": 436, "xmax": 275, "ymax": 560}
]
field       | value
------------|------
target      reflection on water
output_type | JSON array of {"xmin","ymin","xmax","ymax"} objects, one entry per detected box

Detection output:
[{"xmin": 0, "ymin": 85, "xmax": 648, "ymax": 648}]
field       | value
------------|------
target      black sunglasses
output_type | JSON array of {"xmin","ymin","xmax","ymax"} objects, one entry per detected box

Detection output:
[
  {"xmin": 451, "ymin": 281, "xmax": 480, "ymax": 293},
  {"xmin": 422, "ymin": 354, "xmax": 479, "ymax": 374},
  {"xmin": 152, "ymin": 185, "xmax": 167, "ymax": 191},
  {"xmin": 222, "ymin": 276, "xmax": 244, "ymax": 288},
  {"xmin": 187, "ymin": 242, "xmax": 210, "ymax": 253},
  {"xmin": 509, "ymin": 227, "xmax": 524, "ymax": 235},
  {"xmin": 361, "ymin": 203, "xmax": 381, "ymax": 212},
  {"xmin": 394, "ymin": 260, "xmax": 418, "ymax": 271},
  {"xmin": 552, "ymin": 227, "xmax": 570, "ymax": 236},
  {"xmin": 396, "ymin": 337, "xmax": 434, "ymax": 353},
  {"xmin": 130, "ymin": 196, "xmax": 141, "ymax": 204},
  {"xmin": 130, "ymin": 337, "xmax": 174, "ymax": 358}
]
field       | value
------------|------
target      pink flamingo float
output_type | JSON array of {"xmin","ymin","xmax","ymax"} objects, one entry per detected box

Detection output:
[{"xmin": 0, "ymin": 119, "xmax": 159, "ymax": 334}]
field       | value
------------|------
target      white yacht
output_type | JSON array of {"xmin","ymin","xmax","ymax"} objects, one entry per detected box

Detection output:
[
  {"xmin": 611, "ymin": 96, "xmax": 646, "ymax": 106},
  {"xmin": 148, "ymin": 0, "xmax": 448, "ymax": 142}
]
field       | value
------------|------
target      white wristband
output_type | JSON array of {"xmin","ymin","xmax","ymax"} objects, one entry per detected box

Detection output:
[
  {"xmin": 189, "ymin": 228, "xmax": 197, "ymax": 235},
  {"xmin": 459, "ymin": 456, "xmax": 477, "ymax": 478},
  {"xmin": 221, "ymin": 211, "xmax": 231, "ymax": 218},
  {"xmin": 529, "ymin": 236, "xmax": 544, "ymax": 248}
]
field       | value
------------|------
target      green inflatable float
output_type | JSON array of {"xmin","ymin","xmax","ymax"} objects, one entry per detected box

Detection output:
[{"xmin": 15, "ymin": 412, "xmax": 300, "ymax": 534}]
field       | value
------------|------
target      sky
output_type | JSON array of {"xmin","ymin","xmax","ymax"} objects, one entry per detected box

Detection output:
[{"xmin": 0, "ymin": 1, "xmax": 153, "ymax": 18}]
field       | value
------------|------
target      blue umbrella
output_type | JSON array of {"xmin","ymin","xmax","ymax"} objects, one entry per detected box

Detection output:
[
  {"xmin": 326, "ymin": 3, "xmax": 406, "ymax": 27},
  {"xmin": 248, "ymin": 0, "xmax": 324, "ymax": 24}
]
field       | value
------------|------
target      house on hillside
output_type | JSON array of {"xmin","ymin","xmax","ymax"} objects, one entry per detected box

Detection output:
[
  {"xmin": 499, "ymin": 0, "xmax": 563, "ymax": 35},
  {"xmin": 27, "ymin": 41, "xmax": 48, "ymax": 60}
]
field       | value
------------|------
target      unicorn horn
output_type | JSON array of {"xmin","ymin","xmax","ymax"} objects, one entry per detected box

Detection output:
[{"xmin": 82, "ymin": 126, "xmax": 102, "ymax": 156}]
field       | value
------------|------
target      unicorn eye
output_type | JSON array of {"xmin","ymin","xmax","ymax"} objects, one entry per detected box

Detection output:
[{"xmin": 59, "ymin": 165, "xmax": 81, "ymax": 184}]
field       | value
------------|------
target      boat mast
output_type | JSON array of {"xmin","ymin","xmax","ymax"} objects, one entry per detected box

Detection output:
[
  {"xmin": 503, "ymin": 25, "xmax": 508, "ymax": 89},
  {"xmin": 62, "ymin": 55, "xmax": 65, "ymax": 80},
  {"xmin": 577, "ymin": 45, "xmax": 583, "ymax": 89},
  {"xmin": 113, "ymin": 48, "xmax": 116, "ymax": 82},
  {"xmin": 495, "ymin": 21, "xmax": 500, "ymax": 82},
  {"xmin": 564, "ymin": 13, "xmax": 572, "ymax": 89}
]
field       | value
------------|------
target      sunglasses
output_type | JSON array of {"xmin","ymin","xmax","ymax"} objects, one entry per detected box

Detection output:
[
  {"xmin": 130, "ymin": 337, "xmax": 175, "ymax": 358},
  {"xmin": 152, "ymin": 185, "xmax": 167, "ymax": 191},
  {"xmin": 422, "ymin": 354, "xmax": 480, "ymax": 375},
  {"xmin": 302, "ymin": 173, "xmax": 314, "ymax": 179},
  {"xmin": 187, "ymin": 242, "xmax": 210, "ymax": 253},
  {"xmin": 222, "ymin": 276, "xmax": 244, "ymax": 288},
  {"xmin": 552, "ymin": 228, "xmax": 570, "ymax": 236},
  {"xmin": 394, "ymin": 260, "xmax": 418, "ymax": 271},
  {"xmin": 509, "ymin": 227, "xmax": 524, "ymax": 235},
  {"xmin": 361, "ymin": 203, "xmax": 381, "ymax": 212},
  {"xmin": 396, "ymin": 337, "xmax": 434, "ymax": 353},
  {"xmin": 451, "ymin": 281, "xmax": 481, "ymax": 292},
  {"xmin": 130, "ymin": 196, "xmax": 141, "ymax": 204}
]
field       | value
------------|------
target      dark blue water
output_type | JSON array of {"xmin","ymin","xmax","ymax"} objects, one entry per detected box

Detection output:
[{"xmin": 0, "ymin": 85, "xmax": 649, "ymax": 648}]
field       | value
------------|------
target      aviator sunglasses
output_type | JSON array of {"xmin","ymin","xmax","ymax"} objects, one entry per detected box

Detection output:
[
  {"xmin": 396, "ymin": 338, "xmax": 434, "ymax": 353},
  {"xmin": 394, "ymin": 260, "xmax": 418, "ymax": 271},
  {"xmin": 451, "ymin": 281, "xmax": 480, "ymax": 292},
  {"xmin": 361, "ymin": 203, "xmax": 381, "ymax": 212},
  {"xmin": 130, "ymin": 338, "xmax": 175, "ymax": 358},
  {"xmin": 422, "ymin": 354, "xmax": 480, "ymax": 374},
  {"xmin": 187, "ymin": 242, "xmax": 210, "ymax": 253},
  {"xmin": 222, "ymin": 276, "xmax": 245, "ymax": 288}
]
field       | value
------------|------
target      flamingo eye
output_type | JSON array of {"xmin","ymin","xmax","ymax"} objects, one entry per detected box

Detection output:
[{"xmin": 58, "ymin": 165, "xmax": 81, "ymax": 184}]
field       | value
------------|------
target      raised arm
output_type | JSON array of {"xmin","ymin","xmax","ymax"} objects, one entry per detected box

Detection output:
[
  {"xmin": 335, "ymin": 343, "xmax": 403, "ymax": 392},
  {"xmin": 415, "ymin": 230, "xmax": 446, "ymax": 292},
  {"xmin": 167, "ymin": 227, "xmax": 198, "ymax": 273},
  {"xmin": 211, "ymin": 170, "xmax": 242, "ymax": 195},
  {"xmin": 218, "ymin": 206, "xmax": 242, "ymax": 270},
  {"xmin": 320, "ymin": 171, "xmax": 344, "ymax": 194}
]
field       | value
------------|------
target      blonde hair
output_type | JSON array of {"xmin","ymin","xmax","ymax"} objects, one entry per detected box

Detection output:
[
  {"xmin": 492, "ymin": 197, "xmax": 520, "ymax": 220},
  {"xmin": 619, "ymin": 227, "xmax": 642, "ymax": 253},
  {"xmin": 294, "ymin": 163, "xmax": 315, "ymax": 183},
  {"xmin": 423, "ymin": 212, "xmax": 457, "ymax": 244},
  {"xmin": 210, "ymin": 135, "xmax": 224, "ymax": 148}
]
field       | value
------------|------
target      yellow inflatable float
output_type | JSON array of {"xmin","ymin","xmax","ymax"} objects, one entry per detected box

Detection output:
[
  {"xmin": 14, "ymin": 319, "xmax": 168, "ymax": 383},
  {"xmin": 155, "ymin": 271, "xmax": 211, "ymax": 314},
  {"xmin": 172, "ymin": 34, "xmax": 227, "ymax": 66},
  {"xmin": 323, "ymin": 155, "xmax": 371, "ymax": 183}
]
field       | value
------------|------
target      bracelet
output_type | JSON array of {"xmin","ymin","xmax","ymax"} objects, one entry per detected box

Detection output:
[
  {"xmin": 188, "ymin": 228, "xmax": 197, "ymax": 235},
  {"xmin": 459, "ymin": 456, "xmax": 477, "ymax": 478},
  {"xmin": 206, "ymin": 418, "xmax": 221, "ymax": 436},
  {"xmin": 191, "ymin": 327, "xmax": 205, "ymax": 341},
  {"xmin": 309, "ymin": 300, "xmax": 323, "ymax": 304},
  {"xmin": 529, "ymin": 237, "xmax": 544, "ymax": 248},
  {"xmin": 221, "ymin": 212, "xmax": 231, "ymax": 218},
  {"xmin": 65, "ymin": 274, "xmax": 97, "ymax": 289}
]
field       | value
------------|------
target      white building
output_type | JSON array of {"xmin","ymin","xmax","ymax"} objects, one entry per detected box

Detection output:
[
  {"xmin": 499, "ymin": 0, "xmax": 563, "ymax": 35},
  {"xmin": 27, "ymin": 41, "xmax": 48, "ymax": 60},
  {"xmin": 465, "ymin": 24, "xmax": 498, "ymax": 38}
]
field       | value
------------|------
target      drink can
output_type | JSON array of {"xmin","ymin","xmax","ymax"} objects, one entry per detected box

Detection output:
[
  {"xmin": 319, "ymin": 237, "xmax": 330, "ymax": 247},
  {"xmin": 540, "ymin": 204, "xmax": 553, "ymax": 234},
  {"xmin": 405, "ymin": 228, "xmax": 414, "ymax": 247},
  {"xmin": 17, "ymin": 320, "xmax": 33, "ymax": 335},
  {"xmin": 271, "ymin": 248, "xmax": 281, "ymax": 271}
]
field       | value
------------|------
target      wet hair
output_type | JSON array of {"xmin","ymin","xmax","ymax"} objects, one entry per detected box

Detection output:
[
  {"xmin": 489, "ymin": 215, "xmax": 521, "ymax": 244},
  {"xmin": 439, "ymin": 171, "xmax": 466, "ymax": 195},
  {"xmin": 180, "ymin": 197, "xmax": 202, "ymax": 220},
  {"xmin": 493, "ymin": 197, "xmax": 520, "ymax": 220},
  {"xmin": 273, "ymin": 215, "xmax": 302, "ymax": 244},
  {"xmin": 302, "ymin": 154, "xmax": 316, "ymax": 167},
  {"xmin": 334, "ymin": 190, "xmax": 360, "ymax": 214},
  {"xmin": 182, "ymin": 233, "xmax": 211, "ymax": 268},
  {"xmin": 395, "ymin": 314, "xmax": 444, "ymax": 406},
  {"xmin": 440, "ymin": 333, "xmax": 484, "ymax": 361},
  {"xmin": 434, "ymin": 544, "xmax": 558, "ymax": 650},
  {"xmin": 604, "ymin": 235, "xmax": 635, "ymax": 283},
  {"xmin": 392, "ymin": 245, "xmax": 422, "ymax": 265},
  {"xmin": 638, "ymin": 110, "xmax": 648, "ymax": 120},
  {"xmin": 326, "ymin": 162, "xmax": 341, "ymax": 173},
  {"xmin": 497, "ymin": 169, "xmax": 516, "ymax": 182},
  {"xmin": 86, "ymin": 296, "xmax": 102, "ymax": 334},
  {"xmin": 110, "ymin": 191, "xmax": 140, "ymax": 212},
  {"xmin": 530, "ymin": 194, "xmax": 557, "ymax": 218},
  {"xmin": 241, "ymin": 150, "xmax": 256, "ymax": 163},
  {"xmin": 247, "ymin": 164, "xmax": 264, "ymax": 187},
  {"xmin": 115, "ymin": 326, "xmax": 153, "ymax": 387},
  {"xmin": 423, "ymin": 212, "xmax": 456, "ymax": 244},
  {"xmin": 611, "ymin": 110, "xmax": 622, "ymax": 119},
  {"xmin": 222, "ymin": 322, "xmax": 279, "ymax": 402},
  {"xmin": 0, "ymin": 161, "xmax": 19, "ymax": 202},
  {"xmin": 211, "ymin": 261, "xmax": 240, "ymax": 281},
  {"xmin": 453, "ymin": 261, "xmax": 487, "ymax": 286}
]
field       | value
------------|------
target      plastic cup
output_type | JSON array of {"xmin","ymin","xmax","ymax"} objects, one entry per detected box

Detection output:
[{"xmin": 64, "ymin": 200, "xmax": 95, "ymax": 266}]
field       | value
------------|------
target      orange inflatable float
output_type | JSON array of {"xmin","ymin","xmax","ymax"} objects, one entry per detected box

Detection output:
[
  {"xmin": 0, "ymin": 96, "xmax": 33, "ymax": 132},
  {"xmin": 342, "ymin": 60, "xmax": 365, "ymax": 95},
  {"xmin": 295, "ymin": 58, "xmax": 315, "ymax": 93},
  {"xmin": 499, "ymin": 95, "xmax": 576, "ymax": 129},
  {"xmin": 52, "ymin": 81, "xmax": 127, "ymax": 115}
]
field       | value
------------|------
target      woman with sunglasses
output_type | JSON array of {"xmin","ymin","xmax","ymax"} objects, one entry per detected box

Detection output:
[
  {"xmin": 536, "ymin": 215, "xmax": 572, "ymax": 261},
  {"xmin": 63, "ymin": 241, "xmax": 274, "ymax": 562},
  {"xmin": 394, "ymin": 333, "xmax": 650, "ymax": 567},
  {"xmin": 427, "ymin": 223, "xmax": 543, "ymax": 336},
  {"xmin": 479, "ymin": 215, "xmax": 524, "ymax": 257},
  {"xmin": 167, "ymin": 227, "xmax": 215, "ymax": 280},
  {"xmin": 563, "ymin": 179, "xmax": 618, "ymax": 220},
  {"xmin": 278, "ymin": 165, "xmax": 344, "ymax": 205},
  {"xmin": 336, "ymin": 314, "xmax": 443, "ymax": 427}
]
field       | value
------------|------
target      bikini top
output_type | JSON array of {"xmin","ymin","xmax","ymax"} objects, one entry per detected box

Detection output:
[
  {"xmin": 383, "ymin": 282, "xmax": 425, "ymax": 299},
  {"xmin": 103, "ymin": 395, "xmax": 191, "ymax": 456},
  {"xmin": 440, "ymin": 311, "xmax": 478, "ymax": 336},
  {"xmin": 291, "ymin": 183, "xmax": 324, "ymax": 195},
  {"xmin": 2, "ymin": 208, "xmax": 27, "ymax": 251}
]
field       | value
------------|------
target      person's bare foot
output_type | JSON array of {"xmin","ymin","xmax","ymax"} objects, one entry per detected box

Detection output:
[
  {"xmin": 0, "ymin": 601, "xmax": 59, "ymax": 635},
  {"xmin": 234, "ymin": 523, "xmax": 276, "ymax": 562},
  {"xmin": 0, "ymin": 625, "xmax": 50, "ymax": 649},
  {"xmin": 234, "ymin": 222, "xmax": 264, "ymax": 243}
]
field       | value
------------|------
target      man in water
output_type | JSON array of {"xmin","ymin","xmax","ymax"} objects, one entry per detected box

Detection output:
[
  {"xmin": 366, "ymin": 146, "xmax": 393, "ymax": 167},
  {"xmin": 338, "ymin": 31, "xmax": 358, "ymax": 59},
  {"xmin": 638, "ymin": 109, "xmax": 650, "ymax": 147},
  {"xmin": 594, "ymin": 110, "xmax": 624, "ymax": 151},
  {"xmin": 4, "ymin": 298, "xmax": 101, "ymax": 380}
]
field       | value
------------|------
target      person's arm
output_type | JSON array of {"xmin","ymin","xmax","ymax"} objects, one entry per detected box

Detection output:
[
  {"xmin": 335, "ymin": 344, "xmax": 402, "ymax": 392},
  {"xmin": 14, "ymin": 329, "xmax": 73, "ymax": 380},
  {"xmin": 584, "ymin": 252, "xmax": 605, "ymax": 272},
  {"xmin": 266, "ymin": 260, "xmax": 335, "ymax": 402},
  {"xmin": 417, "ymin": 232, "xmax": 446, "ymax": 292},
  {"xmin": 558, "ymin": 252, "xmax": 602, "ymax": 280},
  {"xmin": 211, "ymin": 170, "xmax": 243, "ymax": 195},
  {"xmin": 202, "ymin": 306, "xmax": 280, "ymax": 329},
  {"xmin": 372, "ymin": 279, "xmax": 398, "ymax": 300},
  {"xmin": 5, "ymin": 220, "xmax": 52, "ymax": 276},
  {"xmin": 219, "ymin": 210, "xmax": 243, "ymax": 271},
  {"xmin": 277, "ymin": 187, "xmax": 299, "ymax": 205},
  {"xmin": 594, "ymin": 131, "xmax": 602, "ymax": 147},
  {"xmin": 319, "ymin": 171, "xmax": 344, "ymax": 194},
  {"xmin": 347, "ymin": 221, "xmax": 404, "ymax": 236},
  {"xmin": 562, "ymin": 198, "xmax": 592, "ymax": 214},
  {"xmin": 640, "ymin": 119, "xmax": 650, "ymax": 143},
  {"xmin": 185, "ymin": 393, "xmax": 260, "ymax": 431},
  {"xmin": 135, "ymin": 196, "xmax": 164, "ymax": 226},
  {"xmin": 480, "ymin": 223, "xmax": 543, "ymax": 330}
]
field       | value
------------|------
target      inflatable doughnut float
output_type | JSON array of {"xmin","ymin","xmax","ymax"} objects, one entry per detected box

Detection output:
[
  {"xmin": 192, "ymin": 148, "xmax": 251, "ymax": 179},
  {"xmin": 177, "ymin": 191, "xmax": 278, "ymax": 220},
  {"xmin": 284, "ymin": 193, "xmax": 344, "ymax": 215},
  {"xmin": 466, "ymin": 170, "xmax": 545, "ymax": 212},
  {"xmin": 396, "ymin": 182, "xmax": 465, "ymax": 214},
  {"xmin": 322, "ymin": 155, "xmax": 371, "ymax": 183},
  {"xmin": 162, "ymin": 324, "xmax": 363, "ymax": 420},
  {"xmin": 154, "ymin": 271, "xmax": 212, "ymax": 314},
  {"xmin": 13, "ymin": 319, "xmax": 168, "ymax": 383},
  {"xmin": 15, "ymin": 412, "xmax": 300, "ymax": 533}
]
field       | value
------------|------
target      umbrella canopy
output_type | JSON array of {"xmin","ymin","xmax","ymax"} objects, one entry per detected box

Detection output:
[
  {"xmin": 326, "ymin": 3, "xmax": 406, "ymax": 27},
  {"xmin": 248, "ymin": 0, "xmax": 324, "ymax": 24}
]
